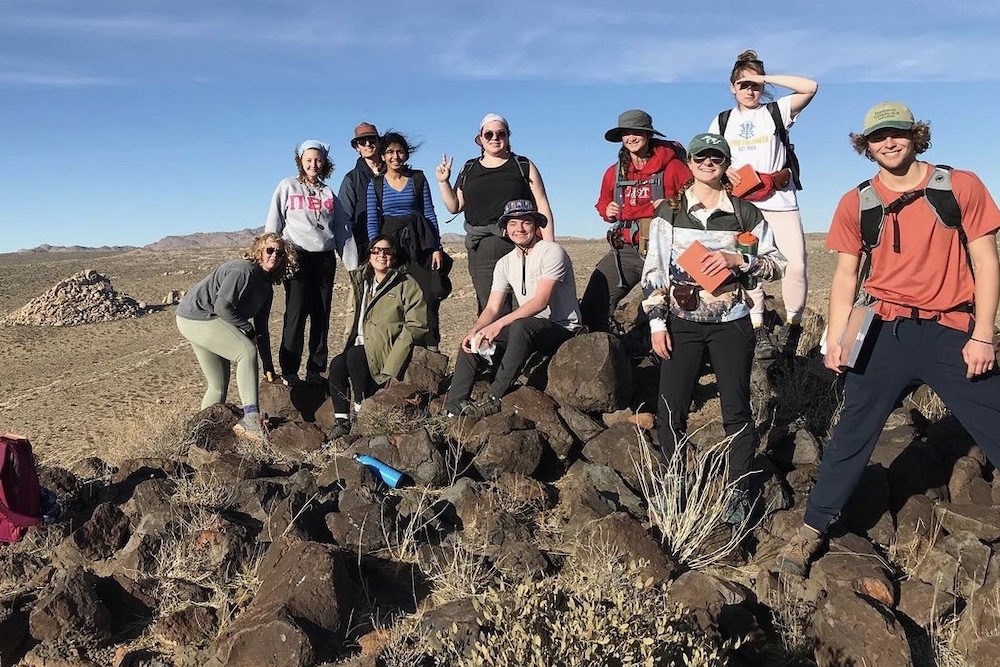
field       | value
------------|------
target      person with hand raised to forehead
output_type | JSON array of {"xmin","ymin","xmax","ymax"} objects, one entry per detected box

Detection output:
[
  {"xmin": 176, "ymin": 233, "xmax": 298, "ymax": 443},
  {"xmin": 326, "ymin": 234, "xmax": 427, "ymax": 440},
  {"xmin": 435, "ymin": 114, "xmax": 555, "ymax": 315},
  {"xmin": 641, "ymin": 133, "xmax": 786, "ymax": 525},
  {"xmin": 444, "ymin": 199, "xmax": 580, "ymax": 419},
  {"xmin": 709, "ymin": 49, "xmax": 817, "ymax": 359},
  {"xmin": 338, "ymin": 122, "xmax": 384, "ymax": 259},
  {"xmin": 265, "ymin": 139, "xmax": 357, "ymax": 387}
]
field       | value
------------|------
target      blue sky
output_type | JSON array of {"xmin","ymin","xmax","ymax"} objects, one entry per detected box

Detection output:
[{"xmin": 3, "ymin": 0, "xmax": 1000, "ymax": 253}]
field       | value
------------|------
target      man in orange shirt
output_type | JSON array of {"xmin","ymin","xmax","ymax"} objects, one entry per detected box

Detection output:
[{"xmin": 778, "ymin": 102, "xmax": 1000, "ymax": 576}]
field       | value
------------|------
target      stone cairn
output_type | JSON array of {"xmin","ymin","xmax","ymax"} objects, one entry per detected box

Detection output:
[{"xmin": 1, "ymin": 270, "xmax": 147, "ymax": 326}]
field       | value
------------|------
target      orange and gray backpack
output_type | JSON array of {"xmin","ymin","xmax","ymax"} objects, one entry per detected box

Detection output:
[{"xmin": 0, "ymin": 434, "xmax": 43, "ymax": 543}]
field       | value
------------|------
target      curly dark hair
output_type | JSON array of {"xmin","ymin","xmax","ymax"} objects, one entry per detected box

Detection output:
[
  {"xmin": 378, "ymin": 131, "xmax": 422, "ymax": 172},
  {"xmin": 849, "ymin": 122, "xmax": 932, "ymax": 161}
]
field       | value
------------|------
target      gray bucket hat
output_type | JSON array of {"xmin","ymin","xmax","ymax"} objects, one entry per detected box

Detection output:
[{"xmin": 605, "ymin": 109, "xmax": 665, "ymax": 142}]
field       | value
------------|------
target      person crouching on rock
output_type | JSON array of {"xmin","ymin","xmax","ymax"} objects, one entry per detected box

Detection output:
[
  {"xmin": 444, "ymin": 199, "xmax": 582, "ymax": 419},
  {"xmin": 326, "ymin": 234, "xmax": 428, "ymax": 440},
  {"xmin": 641, "ymin": 133, "xmax": 786, "ymax": 524},
  {"xmin": 176, "ymin": 233, "xmax": 297, "ymax": 442}
]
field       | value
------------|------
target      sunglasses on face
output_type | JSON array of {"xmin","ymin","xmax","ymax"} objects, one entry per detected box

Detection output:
[
  {"xmin": 370, "ymin": 246, "xmax": 394, "ymax": 256},
  {"xmin": 355, "ymin": 137, "xmax": 377, "ymax": 147},
  {"xmin": 692, "ymin": 154, "xmax": 726, "ymax": 165},
  {"xmin": 264, "ymin": 246, "xmax": 285, "ymax": 257},
  {"xmin": 482, "ymin": 129, "xmax": 508, "ymax": 141}
]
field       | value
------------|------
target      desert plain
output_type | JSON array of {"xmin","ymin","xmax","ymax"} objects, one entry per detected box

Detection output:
[{"xmin": 0, "ymin": 234, "xmax": 837, "ymax": 465}]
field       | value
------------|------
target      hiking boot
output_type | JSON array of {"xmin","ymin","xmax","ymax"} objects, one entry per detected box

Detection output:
[
  {"xmin": 460, "ymin": 394, "xmax": 502, "ymax": 419},
  {"xmin": 233, "ymin": 413, "xmax": 269, "ymax": 443},
  {"xmin": 754, "ymin": 326, "xmax": 776, "ymax": 360},
  {"xmin": 776, "ymin": 524, "xmax": 825, "ymax": 577},
  {"xmin": 326, "ymin": 418, "xmax": 351, "ymax": 441}
]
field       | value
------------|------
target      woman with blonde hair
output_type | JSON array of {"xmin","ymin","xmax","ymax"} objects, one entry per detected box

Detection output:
[
  {"xmin": 709, "ymin": 49, "xmax": 817, "ymax": 358},
  {"xmin": 176, "ymin": 233, "xmax": 297, "ymax": 441}
]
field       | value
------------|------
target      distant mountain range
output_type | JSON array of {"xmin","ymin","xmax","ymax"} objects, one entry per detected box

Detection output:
[{"xmin": 16, "ymin": 228, "xmax": 468, "ymax": 253}]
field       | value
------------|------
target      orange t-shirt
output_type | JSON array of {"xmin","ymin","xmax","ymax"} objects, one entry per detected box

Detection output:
[{"xmin": 825, "ymin": 165, "xmax": 1000, "ymax": 332}]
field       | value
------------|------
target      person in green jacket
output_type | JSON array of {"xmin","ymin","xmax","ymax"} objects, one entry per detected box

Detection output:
[{"xmin": 327, "ymin": 234, "xmax": 428, "ymax": 439}]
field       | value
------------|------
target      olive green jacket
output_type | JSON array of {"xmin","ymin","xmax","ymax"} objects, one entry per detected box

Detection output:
[{"xmin": 345, "ymin": 264, "xmax": 428, "ymax": 384}]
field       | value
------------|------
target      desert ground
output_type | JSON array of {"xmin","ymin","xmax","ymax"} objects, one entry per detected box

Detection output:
[{"xmin": 0, "ymin": 235, "xmax": 836, "ymax": 465}]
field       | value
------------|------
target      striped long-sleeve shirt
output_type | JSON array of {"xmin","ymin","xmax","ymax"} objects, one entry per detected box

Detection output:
[{"xmin": 366, "ymin": 173, "xmax": 441, "ymax": 248}]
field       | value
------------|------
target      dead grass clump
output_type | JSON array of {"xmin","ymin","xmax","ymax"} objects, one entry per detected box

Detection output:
[
  {"xmin": 904, "ymin": 385, "xmax": 949, "ymax": 423},
  {"xmin": 769, "ymin": 358, "xmax": 844, "ymax": 438},
  {"xmin": 429, "ymin": 553, "xmax": 743, "ymax": 666},
  {"xmin": 634, "ymin": 425, "xmax": 760, "ymax": 569},
  {"xmin": 87, "ymin": 404, "xmax": 192, "ymax": 467}
]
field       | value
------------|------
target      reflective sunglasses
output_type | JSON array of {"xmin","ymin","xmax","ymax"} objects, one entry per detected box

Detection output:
[
  {"xmin": 370, "ymin": 246, "xmax": 394, "ymax": 256},
  {"xmin": 692, "ymin": 154, "xmax": 726, "ymax": 165},
  {"xmin": 264, "ymin": 247, "xmax": 285, "ymax": 257},
  {"xmin": 355, "ymin": 136, "xmax": 377, "ymax": 147},
  {"xmin": 482, "ymin": 129, "xmax": 508, "ymax": 141}
]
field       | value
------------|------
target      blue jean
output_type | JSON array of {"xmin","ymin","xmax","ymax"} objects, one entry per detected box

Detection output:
[{"xmin": 804, "ymin": 318, "xmax": 1000, "ymax": 531}]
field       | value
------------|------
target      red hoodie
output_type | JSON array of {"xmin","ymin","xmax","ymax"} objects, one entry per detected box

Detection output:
[{"xmin": 595, "ymin": 141, "xmax": 692, "ymax": 244}]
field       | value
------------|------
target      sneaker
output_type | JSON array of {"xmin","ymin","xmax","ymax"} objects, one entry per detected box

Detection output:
[
  {"xmin": 326, "ymin": 418, "xmax": 351, "ymax": 441},
  {"xmin": 459, "ymin": 394, "xmax": 502, "ymax": 419},
  {"xmin": 233, "ymin": 413, "xmax": 269, "ymax": 443},
  {"xmin": 304, "ymin": 370, "xmax": 325, "ymax": 385},
  {"xmin": 754, "ymin": 326, "xmax": 776, "ymax": 360},
  {"xmin": 721, "ymin": 488, "xmax": 756, "ymax": 526},
  {"xmin": 776, "ymin": 524, "xmax": 825, "ymax": 576}
]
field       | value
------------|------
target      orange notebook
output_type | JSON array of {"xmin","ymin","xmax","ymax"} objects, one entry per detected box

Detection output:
[
  {"xmin": 676, "ymin": 240, "xmax": 729, "ymax": 293},
  {"xmin": 730, "ymin": 164, "xmax": 763, "ymax": 198}
]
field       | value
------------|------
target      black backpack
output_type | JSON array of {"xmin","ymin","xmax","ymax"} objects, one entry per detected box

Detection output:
[{"xmin": 718, "ymin": 101, "xmax": 802, "ymax": 190}]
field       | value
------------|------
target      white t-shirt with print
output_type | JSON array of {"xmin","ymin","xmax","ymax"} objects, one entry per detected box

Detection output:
[
  {"xmin": 491, "ymin": 240, "xmax": 581, "ymax": 331},
  {"xmin": 709, "ymin": 94, "xmax": 799, "ymax": 212}
]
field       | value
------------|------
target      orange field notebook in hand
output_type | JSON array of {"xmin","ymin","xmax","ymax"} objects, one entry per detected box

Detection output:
[
  {"xmin": 730, "ymin": 164, "xmax": 763, "ymax": 198},
  {"xmin": 676, "ymin": 240, "xmax": 730, "ymax": 293}
]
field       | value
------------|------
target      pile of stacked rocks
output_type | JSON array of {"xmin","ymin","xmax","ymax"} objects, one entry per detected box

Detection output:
[{"xmin": 2, "ymin": 269, "xmax": 147, "ymax": 326}]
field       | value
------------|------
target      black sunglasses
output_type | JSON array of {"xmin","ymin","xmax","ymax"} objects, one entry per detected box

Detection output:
[
  {"xmin": 265, "ymin": 247, "xmax": 285, "ymax": 257},
  {"xmin": 692, "ymin": 154, "xmax": 726, "ymax": 165},
  {"xmin": 482, "ymin": 129, "xmax": 508, "ymax": 141},
  {"xmin": 370, "ymin": 246, "xmax": 394, "ymax": 256},
  {"xmin": 355, "ymin": 136, "xmax": 377, "ymax": 147}
]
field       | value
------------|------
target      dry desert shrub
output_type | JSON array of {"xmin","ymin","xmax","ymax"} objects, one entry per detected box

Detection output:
[
  {"xmin": 428, "ymin": 553, "xmax": 743, "ymax": 666},
  {"xmin": 768, "ymin": 358, "xmax": 844, "ymax": 439},
  {"xmin": 78, "ymin": 404, "xmax": 192, "ymax": 467},
  {"xmin": 634, "ymin": 425, "xmax": 761, "ymax": 569}
]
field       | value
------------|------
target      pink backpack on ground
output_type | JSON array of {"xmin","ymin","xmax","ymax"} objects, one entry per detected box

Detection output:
[{"xmin": 0, "ymin": 434, "xmax": 43, "ymax": 544}]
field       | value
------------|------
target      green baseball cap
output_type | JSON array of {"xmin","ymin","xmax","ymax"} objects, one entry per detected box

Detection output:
[
  {"xmin": 687, "ymin": 133, "xmax": 731, "ymax": 159},
  {"xmin": 862, "ymin": 101, "xmax": 914, "ymax": 136}
]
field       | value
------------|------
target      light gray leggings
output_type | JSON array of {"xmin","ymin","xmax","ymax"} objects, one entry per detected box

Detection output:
[{"xmin": 176, "ymin": 315, "xmax": 259, "ymax": 409}]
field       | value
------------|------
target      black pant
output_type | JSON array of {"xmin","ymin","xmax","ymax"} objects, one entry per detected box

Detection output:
[
  {"xmin": 406, "ymin": 261, "xmax": 443, "ymax": 347},
  {"xmin": 468, "ymin": 234, "xmax": 513, "ymax": 316},
  {"xmin": 279, "ymin": 250, "xmax": 336, "ymax": 377},
  {"xmin": 328, "ymin": 345, "xmax": 376, "ymax": 413},
  {"xmin": 445, "ymin": 317, "xmax": 574, "ymax": 413},
  {"xmin": 579, "ymin": 245, "xmax": 645, "ymax": 332},
  {"xmin": 805, "ymin": 318, "xmax": 1000, "ymax": 531},
  {"xmin": 657, "ymin": 315, "xmax": 756, "ymax": 487}
]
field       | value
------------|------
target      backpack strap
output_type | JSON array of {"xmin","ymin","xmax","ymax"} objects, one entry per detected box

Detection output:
[
  {"xmin": 373, "ymin": 174, "xmax": 385, "ymax": 228},
  {"xmin": 513, "ymin": 153, "xmax": 532, "ymax": 188},
  {"xmin": 717, "ymin": 110, "xmax": 732, "ymax": 136},
  {"xmin": 455, "ymin": 158, "xmax": 478, "ymax": 191},
  {"xmin": 767, "ymin": 101, "xmax": 802, "ymax": 190},
  {"xmin": 410, "ymin": 169, "xmax": 426, "ymax": 211},
  {"xmin": 925, "ymin": 165, "xmax": 972, "ymax": 275}
]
